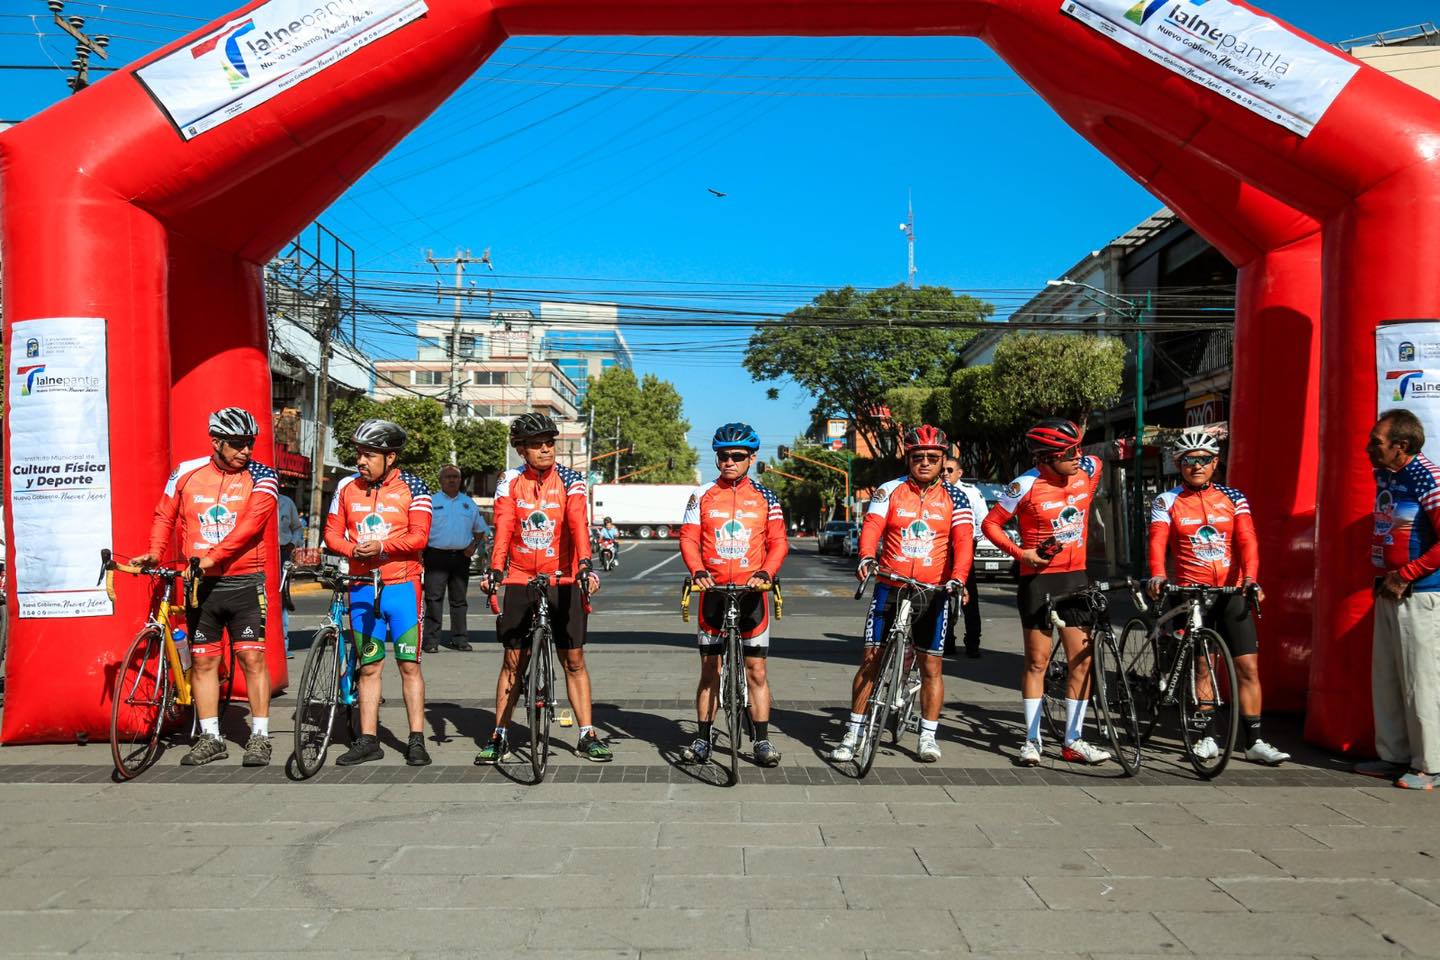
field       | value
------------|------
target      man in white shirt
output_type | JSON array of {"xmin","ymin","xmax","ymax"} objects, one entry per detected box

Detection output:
[
  {"xmin": 423, "ymin": 464, "xmax": 491, "ymax": 653},
  {"xmin": 276, "ymin": 491, "xmax": 305, "ymax": 566},
  {"xmin": 944, "ymin": 456, "xmax": 986, "ymax": 659}
]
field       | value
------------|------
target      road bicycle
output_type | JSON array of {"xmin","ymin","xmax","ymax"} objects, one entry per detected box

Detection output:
[
  {"xmin": 681, "ymin": 578, "xmax": 783, "ymax": 784},
  {"xmin": 102, "ymin": 549, "xmax": 235, "ymax": 780},
  {"xmin": 285, "ymin": 563, "xmax": 376, "ymax": 779},
  {"xmin": 849, "ymin": 570, "xmax": 943, "ymax": 779},
  {"xmin": 1040, "ymin": 578, "xmax": 1147, "ymax": 776},
  {"xmin": 1118, "ymin": 583, "xmax": 1250, "ymax": 779}
]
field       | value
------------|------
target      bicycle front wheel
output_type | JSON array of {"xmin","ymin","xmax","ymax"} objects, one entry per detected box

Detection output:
[
  {"xmin": 1118, "ymin": 618, "xmax": 1161, "ymax": 745},
  {"xmin": 1092, "ymin": 627, "xmax": 1143, "ymax": 776},
  {"xmin": 856, "ymin": 635, "xmax": 903, "ymax": 778},
  {"xmin": 1181, "ymin": 628, "xmax": 1239, "ymax": 780},
  {"xmin": 110, "ymin": 625, "xmax": 175, "ymax": 780},
  {"xmin": 722, "ymin": 630, "xmax": 743, "ymax": 784},
  {"xmin": 293, "ymin": 624, "xmax": 341, "ymax": 779},
  {"xmin": 529, "ymin": 626, "xmax": 554, "ymax": 782}
]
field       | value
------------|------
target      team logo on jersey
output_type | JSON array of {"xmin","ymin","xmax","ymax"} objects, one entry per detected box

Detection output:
[
  {"xmin": 1005, "ymin": 481, "xmax": 1023, "ymax": 499},
  {"xmin": 355, "ymin": 512, "xmax": 391, "ymax": 543},
  {"xmin": 362, "ymin": 638, "xmax": 382, "ymax": 660},
  {"xmin": 1051, "ymin": 506, "xmax": 1083, "ymax": 544},
  {"xmin": 1189, "ymin": 524, "xmax": 1229, "ymax": 564},
  {"xmin": 900, "ymin": 519, "xmax": 935, "ymax": 558},
  {"xmin": 715, "ymin": 518, "xmax": 750, "ymax": 560},
  {"xmin": 1374, "ymin": 489, "xmax": 1395, "ymax": 536},
  {"xmin": 521, "ymin": 510, "xmax": 555, "ymax": 550},
  {"xmin": 197, "ymin": 503, "xmax": 237, "ymax": 544}
]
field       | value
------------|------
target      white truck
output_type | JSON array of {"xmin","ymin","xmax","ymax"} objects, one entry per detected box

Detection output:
[{"xmin": 589, "ymin": 483, "xmax": 694, "ymax": 539}]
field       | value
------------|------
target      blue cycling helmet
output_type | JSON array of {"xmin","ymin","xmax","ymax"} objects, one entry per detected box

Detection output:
[{"xmin": 712, "ymin": 422, "xmax": 761, "ymax": 451}]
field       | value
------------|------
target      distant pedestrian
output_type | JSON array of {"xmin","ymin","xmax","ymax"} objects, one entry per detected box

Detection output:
[
  {"xmin": 943, "ymin": 456, "xmax": 985, "ymax": 659},
  {"xmin": 423, "ymin": 464, "xmax": 490, "ymax": 653},
  {"xmin": 1358, "ymin": 409, "xmax": 1440, "ymax": 789},
  {"xmin": 277, "ymin": 491, "xmax": 304, "ymax": 567}
]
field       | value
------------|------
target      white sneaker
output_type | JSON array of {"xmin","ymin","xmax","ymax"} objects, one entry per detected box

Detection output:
[
  {"xmin": 1018, "ymin": 740, "xmax": 1042, "ymax": 766},
  {"xmin": 1244, "ymin": 739, "xmax": 1290, "ymax": 766},
  {"xmin": 917, "ymin": 734, "xmax": 941, "ymax": 763},
  {"xmin": 1191, "ymin": 736, "xmax": 1220, "ymax": 761},
  {"xmin": 830, "ymin": 731, "xmax": 859, "ymax": 762},
  {"xmin": 1062, "ymin": 739, "xmax": 1112, "ymax": 765}
]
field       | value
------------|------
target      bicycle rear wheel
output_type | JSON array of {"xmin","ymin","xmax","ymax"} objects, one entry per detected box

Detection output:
[
  {"xmin": 1092, "ymin": 627, "xmax": 1143, "ymax": 776},
  {"xmin": 110, "ymin": 625, "xmax": 174, "ymax": 780},
  {"xmin": 293, "ymin": 624, "xmax": 341, "ymax": 779},
  {"xmin": 1118, "ymin": 618, "xmax": 1161, "ymax": 745},
  {"xmin": 856, "ymin": 635, "xmax": 902, "ymax": 779},
  {"xmin": 529, "ymin": 625, "xmax": 554, "ymax": 782},
  {"xmin": 1181, "ymin": 628, "xmax": 1239, "ymax": 780},
  {"xmin": 1041, "ymin": 636, "xmax": 1069, "ymax": 745},
  {"xmin": 721, "ymin": 629, "xmax": 743, "ymax": 784}
]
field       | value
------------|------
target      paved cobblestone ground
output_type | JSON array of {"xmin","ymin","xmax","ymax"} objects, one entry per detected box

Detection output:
[{"xmin": 1, "ymin": 542, "xmax": 1436, "ymax": 957}]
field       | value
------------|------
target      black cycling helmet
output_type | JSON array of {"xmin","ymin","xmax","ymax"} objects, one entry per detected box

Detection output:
[
  {"xmin": 1025, "ymin": 418, "xmax": 1082, "ymax": 457},
  {"xmin": 510, "ymin": 412, "xmax": 559, "ymax": 445},
  {"xmin": 208, "ymin": 407, "xmax": 259, "ymax": 440},
  {"xmin": 351, "ymin": 418, "xmax": 407, "ymax": 453},
  {"xmin": 711, "ymin": 422, "xmax": 760, "ymax": 451}
]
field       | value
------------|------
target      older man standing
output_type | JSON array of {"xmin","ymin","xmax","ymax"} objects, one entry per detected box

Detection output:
[
  {"xmin": 423, "ymin": 464, "xmax": 491, "ymax": 654},
  {"xmin": 1363, "ymin": 409, "xmax": 1440, "ymax": 790}
]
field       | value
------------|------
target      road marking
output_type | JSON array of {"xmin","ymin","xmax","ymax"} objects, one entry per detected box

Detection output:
[{"xmin": 631, "ymin": 550, "xmax": 683, "ymax": 580}]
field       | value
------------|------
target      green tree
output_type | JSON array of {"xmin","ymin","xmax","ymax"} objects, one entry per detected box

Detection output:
[
  {"xmin": 744, "ymin": 284, "xmax": 990, "ymax": 460},
  {"xmin": 582, "ymin": 367, "xmax": 698, "ymax": 483},
  {"xmin": 758, "ymin": 443, "xmax": 857, "ymax": 529},
  {"xmin": 451, "ymin": 417, "xmax": 509, "ymax": 481},
  {"xmin": 331, "ymin": 394, "xmax": 452, "ymax": 487}
]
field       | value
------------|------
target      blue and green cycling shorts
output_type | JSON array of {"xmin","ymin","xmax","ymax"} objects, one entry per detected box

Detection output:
[{"xmin": 350, "ymin": 579, "xmax": 422, "ymax": 666}]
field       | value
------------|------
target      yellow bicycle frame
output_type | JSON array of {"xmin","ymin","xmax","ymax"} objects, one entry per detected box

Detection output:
[{"xmin": 106, "ymin": 561, "xmax": 199, "ymax": 707}]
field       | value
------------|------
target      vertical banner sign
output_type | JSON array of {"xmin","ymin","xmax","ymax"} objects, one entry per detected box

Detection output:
[
  {"xmin": 135, "ymin": 0, "xmax": 428, "ymax": 141},
  {"xmin": 1376, "ymin": 322, "xmax": 1440, "ymax": 459},
  {"xmin": 9, "ymin": 317, "xmax": 114, "ymax": 618},
  {"xmin": 1060, "ymin": 0, "xmax": 1361, "ymax": 137}
]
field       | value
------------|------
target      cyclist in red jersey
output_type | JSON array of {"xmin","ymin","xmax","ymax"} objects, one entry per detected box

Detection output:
[
  {"xmin": 1148, "ymin": 427, "xmax": 1289, "ymax": 766},
  {"xmin": 830, "ymin": 425, "xmax": 974, "ymax": 764},
  {"xmin": 324, "ymin": 419, "xmax": 434, "ymax": 767},
  {"xmin": 983, "ymin": 419, "xmax": 1110, "ymax": 768},
  {"xmin": 476, "ymin": 413, "xmax": 611, "ymax": 764},
  {"xmin": 679, "ymin": 422, "xmax": 789, "ymax": 768},
  {"xmin": 133, "ymin": 407, "xmax": 279, "ymax": 768}
]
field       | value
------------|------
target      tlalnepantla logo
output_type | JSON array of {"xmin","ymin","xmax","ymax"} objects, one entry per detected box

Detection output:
[{"xmin": 189, "ymin": 19, "xmax": 256, "ymax": 89}]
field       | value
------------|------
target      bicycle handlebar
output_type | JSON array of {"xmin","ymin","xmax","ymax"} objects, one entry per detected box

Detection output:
[
  {"xmin": 1162, "ymin": 581, "xmax": 1262, "ymax": 620},
  {"xmin": 1045, "ymin": 577, "xmax": 1147, "ymax": 630},
  {"xmin": 99, "ymin": 549, "xmax": 201, "ymax": 606},
  {"xmin": 854, "ymin": 567, "xmax": 946, "ymax": 602},
  {"xmin": 680, "ymin": 576, "xmax": 780, "ymax": 622}
]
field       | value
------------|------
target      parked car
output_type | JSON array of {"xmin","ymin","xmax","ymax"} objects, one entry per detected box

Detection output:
[
  {"xmin": 818, "ymin": 520, "xmax": 856, "ymax": 555},
  {"xmin": 841, "ymin": 525, "xmax": 860, "ymax": 557},
  {"xmin": 970, "ymin": 481, "xmax": 1019, "ymax": 580}
]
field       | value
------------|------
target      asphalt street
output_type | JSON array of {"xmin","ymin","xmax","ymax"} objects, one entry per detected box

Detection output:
[{"xmin": 1, "ymin": 538, "xmax": 1437, "ymax": 958}]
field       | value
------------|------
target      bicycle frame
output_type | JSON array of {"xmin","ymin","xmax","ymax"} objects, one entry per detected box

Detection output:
[{"xmin": 854, "ymin": 571, "xmax": 939, "ymax": 765}]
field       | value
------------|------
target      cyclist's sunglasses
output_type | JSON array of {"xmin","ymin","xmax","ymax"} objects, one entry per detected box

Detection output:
[
  {"xmin": 523, "ymin": 437, "xmax": 557, "ymax": 449},
  {"xmin": 716, "ymin": 450, "xmax": 752, "ymax": 463},
  {"xmin": 908, "ymin": 452, "xmax": 944, "ymax": 464},
  {"xmin": 1044, "ymin": 446, "xmax": 1081, "ymax": 463},
  {"xmin": 1179, "ymin": 454, "xmax": 1217, "ymax": 469},
  {"xmin": 218, "ymin": 435, "xmax": 256, "ymax": 450}
]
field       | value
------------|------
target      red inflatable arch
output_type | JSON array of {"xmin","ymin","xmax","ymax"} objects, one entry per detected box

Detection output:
[{"xmin": 3, "ymin": 0, "xmax": 1438, "ymax": 747}]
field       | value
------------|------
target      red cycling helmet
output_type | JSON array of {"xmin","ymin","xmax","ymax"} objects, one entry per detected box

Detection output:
[
  {"xmin": 1025, "ymin": 419, "xmax": 1082, "ymax": 457},
  {"xmin": 903, "ymin": 424, "xmax": 949, "ymax": 454}
]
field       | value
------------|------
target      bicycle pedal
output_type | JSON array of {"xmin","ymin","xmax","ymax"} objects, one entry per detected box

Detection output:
[{"xmin": 557, "ymin": 708, "xmax": 574, "ymax": 727}]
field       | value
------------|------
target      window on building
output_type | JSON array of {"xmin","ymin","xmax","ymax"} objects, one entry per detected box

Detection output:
[
  {"xmin": 472, "ymin": 371, "xmax": 509, "ymax": 385},
  {"xmin": 412, "ymin": 370, "xmax": 446, "ymax": 386},
  {"xmin": 458, "ymin": 335, "xmax": 478, "ymax": 357}
]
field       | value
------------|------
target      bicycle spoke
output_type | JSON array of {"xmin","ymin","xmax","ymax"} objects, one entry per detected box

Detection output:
[
  {"xmin": 110, "ymin": 626, "xmax": 172, "ymax": 779},
  {"xmin": 1179, "ymin": 628, "xmax": 1239, "ymax": 779},
  {"xmin": 293, "ymin": 626, "xmax": 341, "ymax": 779}
]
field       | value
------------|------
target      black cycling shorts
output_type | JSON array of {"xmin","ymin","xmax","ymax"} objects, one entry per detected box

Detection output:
[
  {"xmin": 1206, "ymin": 592, "xmax": 1259, "ymax": 658},
  {"xmin": 187, "ymin": 573, "xmax": 267, "ymax": 658},
  {"xmin": 497, "ymin": 583, "xmax": 588, "ymax": 651},
  {"xmin": 697, "ymin": 591, "xmax": 771, "ymax": 658},
  {"xmin": 1016, "ymin": 571, "xmax": 1093, "ymax": 632}
]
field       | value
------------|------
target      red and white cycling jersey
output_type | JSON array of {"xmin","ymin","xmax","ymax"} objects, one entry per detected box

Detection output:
[
  {"xmin": 324, "ymin": 468, "xmax": 433, "ymax": 584},
  {"xmin": 146, "ymin": 456, "xmax": 279, "ymax": 577},
  {"xmin": 859, "ymin": 477, "xmax": 975, "ymax": 585},
  {"xmin": 680, "ymin": 476, "xmax": 788, "ymax": 585},
  {"xmin": 982, "ymin": 456, "xmax": 1102, "ymax": 576},
  {"xmin": 1149, "ymin": 483, "xmax": 1259, "ymax": 587},
  {"xmin": 491, "ymin": 464, "xmax": 591, "ymax": 586}
]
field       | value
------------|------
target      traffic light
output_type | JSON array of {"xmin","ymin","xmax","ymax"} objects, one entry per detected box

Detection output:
[
  {"xmin": 777, "ymin": 445, "xmax": 790, "ymax": 459},
  {"xmin": 756, "ymin": 462, "xmax": 767, "ymax": 474}
]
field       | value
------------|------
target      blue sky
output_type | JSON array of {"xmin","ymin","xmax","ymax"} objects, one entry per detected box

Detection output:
[{"xmin": 3, "ymin": 1, "xmax": 1435, "ymax": 460}]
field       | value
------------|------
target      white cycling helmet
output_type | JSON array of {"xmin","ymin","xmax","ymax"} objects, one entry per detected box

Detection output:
[
  {"xmin": 208, "ymin": 406, "xmax": 259, "ymax": 440},
  {"xmin": 1171, "ymin": 427, "xmax": 1222, "ymax": 462}
]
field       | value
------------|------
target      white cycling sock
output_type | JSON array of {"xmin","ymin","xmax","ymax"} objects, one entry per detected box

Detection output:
[
  {"xmin": 846, "ymin": 712, "xmax": 864, "ymax": 737},
  {"xmin": 251, "ymin": 716, "xmax": 269, "ymax": 738},
  {"xmin": 919, "ymin": 718, "xmax": 939, "ymax": 737},
  {"xmin": 1023, "ymin": 698, "xmax": 1043, "ymax": 743},
  {"xmin": 199, "ymin": 716, "xmax": 220, "ymax": 738},
  {"xmin": 579, "ymin": 725, "xmax": 595, "ymax": 738},
  {"xmin": 1065, "ymin": 698, "xmax": 1086, "ymax": 744}
]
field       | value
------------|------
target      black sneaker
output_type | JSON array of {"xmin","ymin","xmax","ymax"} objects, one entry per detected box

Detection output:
[
  {"xmin": 406, "ymin": 732, "xmax": 432, "ymax": 766},
  {"xmin": 578, "ymin": 731, "xmax": 613, "ymax": 762},
  {"xmin": 335, "ymin": 734, "xmax": 383, "ymax": 766},
  {"xmin": 421, "ymin": 640, "xmax": 440, "ymax": 654},
  {"xmin": 180, "ymin": 734, "xmax": 228, "ymax": 766},
  {"xmin": 241, "ymin": 735, "xmax": 272, "ymax": 767},
  {"xmin": 440, "ymin": 637, "xmax": 473, "ymax": 652}
]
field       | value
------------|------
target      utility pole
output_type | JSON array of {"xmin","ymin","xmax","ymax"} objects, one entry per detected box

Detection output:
[
  {"xmin": 307, "ymin": 289, "xmax": 342, "ymax": 547},
  {"xmin": 426, "ymin": 248, "xmax": 482, "ymax": 422},
  {"xmin": 612, "ymin": 417, "xmax": 622, "ymax": 483},
  {"xmin": 585, "ymin": 408, "xmax": 595, "ymax": 476},
  {"xmin": 898, "ymin": 191, "xmax": 916, "ymax": 288},
  {"xmin": 47, "ymin": 1, "xmax": 109, "ymax": 94}
]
